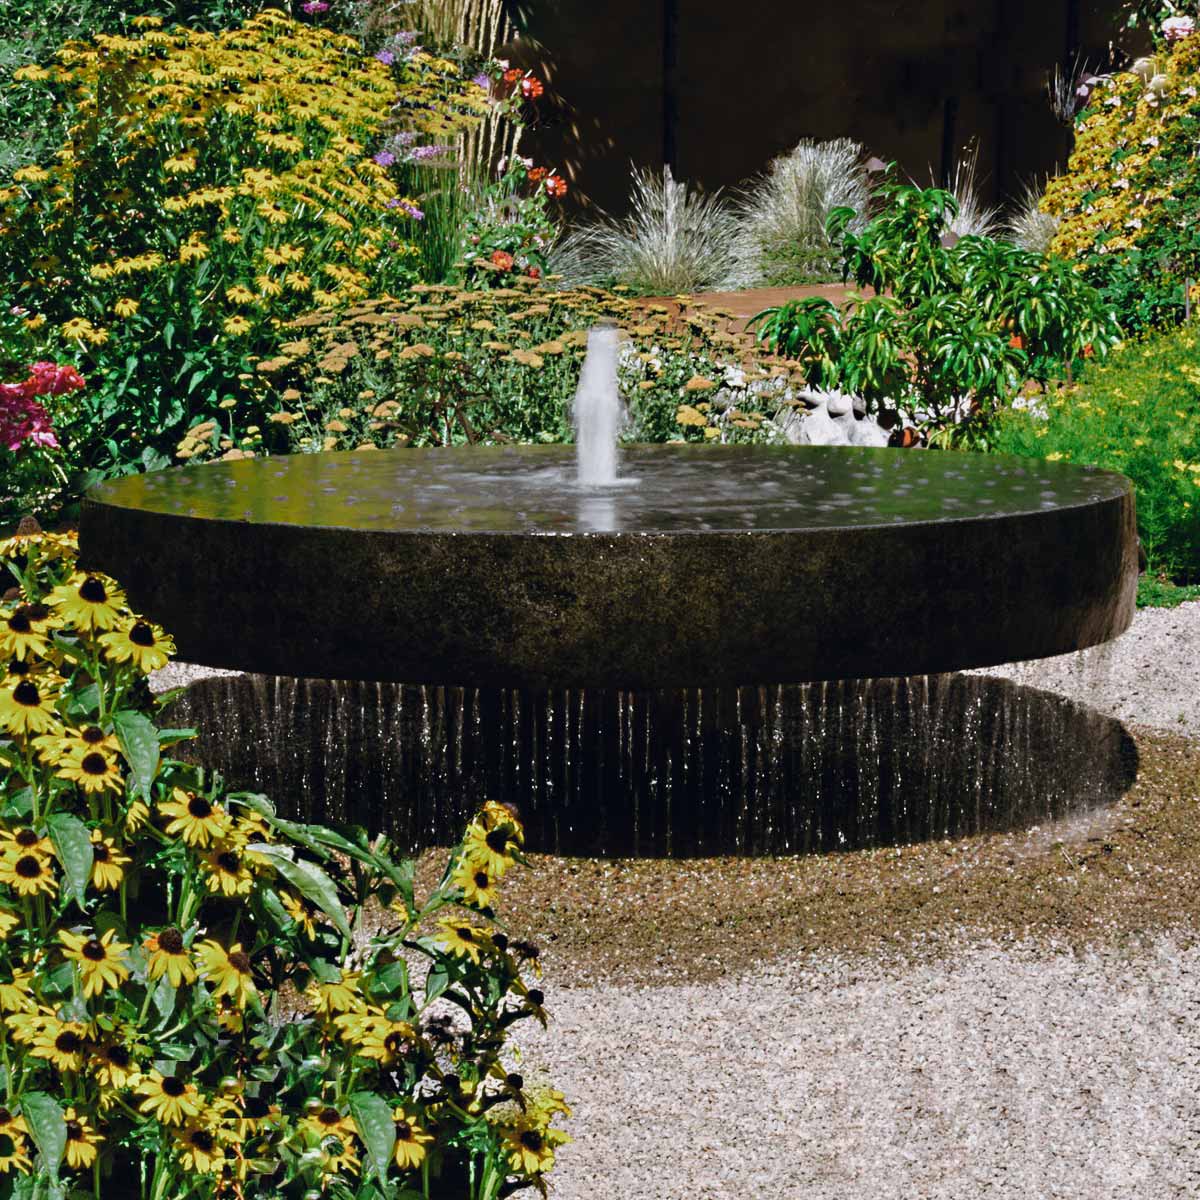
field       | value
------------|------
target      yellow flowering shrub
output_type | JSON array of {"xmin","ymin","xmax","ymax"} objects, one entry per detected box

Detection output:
[
  {"xmin": 1043, "ymin": 31, "xmax": 1200, "ymax": 329},
  {"xmin": 174, "ymin": 282, "xmax": 794, "ymax": 458},
  {"xmin": 0, "ymin": 523, "xmax": 569, "ymax": 1198},
  {"xmin": 0, "ymin": 9, "xmax": 486, "ymax": 497}
]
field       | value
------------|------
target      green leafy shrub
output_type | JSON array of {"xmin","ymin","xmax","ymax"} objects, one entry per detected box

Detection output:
[
  {"xmin": 1042, "ymin": 27, "xmax": 1200, "ymax": 332},
  {"xmin": 171, "ymin": 283, "xmax": 793, "ymax": 460},
  {"xmin": 992, "ymin": 323, "xmax": 1200, "ymax": 581},
  {"xmin": 750, "ymin": 177, "xmax": 1121, "ymax": 445},
  {"xmin": 0, "ymin": 525, "xmax": 569, "ymax": 1198},
  {"xmin": 0, "ymin": 10, "xmax": 487, "ymax": 509}
]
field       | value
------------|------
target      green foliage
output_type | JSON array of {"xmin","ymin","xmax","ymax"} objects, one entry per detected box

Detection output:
[
  {"xmin": 0, "ymin": 528, "xmax": 569, "ymax": 1198},
  {"xmin": 1043, "ymin": 32, "xmax": 1200, "ymax": 334},
  {"xmin": 992, "ymin": 323, "xmax": 1200, "ymax": 582},
  {"xmin": 750, "ymin": 176, "xmax": 1121, "ymax": 445},
  {"xmin": 0, "ymin": 11, "xmax": 492, "ymax": 518},
  {"xmin": 169, "ymin": 284, "xmax": 789, "ymax": 462}
]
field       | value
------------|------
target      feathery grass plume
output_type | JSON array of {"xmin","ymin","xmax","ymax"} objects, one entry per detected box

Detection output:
[
  {"xmin": 1047, "ymin": 53, "xmax": 1100, "ymax": 125},
  {"xmin": 1006, "ymin": 177, "xmax": 1060, "ymax": 255},
  {"xmin": 725, "ymin": 138, "xmax": 872, "ymax": 287},
  {"xmin": 935, "ymin": 146, "xmax": 1001, "ymax": 239},
  {"xmin": 548, "ymin": 164, "xmax": 740, "ymax": 294}
]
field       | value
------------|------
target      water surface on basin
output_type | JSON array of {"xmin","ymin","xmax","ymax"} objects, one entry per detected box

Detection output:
[{"xmin": 89, "ymin": 444, "xmax": 1129, "ymax": 535}]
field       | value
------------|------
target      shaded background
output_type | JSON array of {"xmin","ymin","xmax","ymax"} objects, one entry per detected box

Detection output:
[{"xmin": 506, "ymin": 0, "xmax": 1138, "ymax": 215}]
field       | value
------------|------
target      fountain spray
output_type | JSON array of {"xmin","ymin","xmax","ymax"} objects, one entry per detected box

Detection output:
[{"xmin": 573, "ymin": 323, "xmax": 622, "ymax": 487}]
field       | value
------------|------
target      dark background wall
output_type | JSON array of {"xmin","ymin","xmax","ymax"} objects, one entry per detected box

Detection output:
[{"xmin": 507, "ymin": 0, "xmax": 1135, "ymax": 215}]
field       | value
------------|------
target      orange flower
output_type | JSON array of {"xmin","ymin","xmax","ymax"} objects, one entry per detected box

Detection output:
[
  {"xmin": 520, "ymin": 76, "xmax": 544, "ymax": 99},
  {"xmin": 503, "ymin": 68, "xmax": 522, "ymax": 84},
  {"xmin": 544, "ymin": 175, "xmax": 567, "ymax": 198},
  {"xmin": 490, "ymin": 249, "xmax": 514, "ymax": 271},
  {"xmin": 1008, "ymin": 334, "xmax": 1024, "ymax": 350},
  {"xmin": 527, "ymin": 166, "xmax": 548, "ymax": 183}
]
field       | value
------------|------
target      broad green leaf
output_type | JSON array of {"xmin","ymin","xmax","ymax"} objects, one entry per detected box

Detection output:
[
  {"xmin": 21, "ymin": 1092, "xmax": 66, "ymax": 1181},
  {"xmin": 113, "ymin": 709, "xmax": 159, "ymax": 801},
  {"xmin": 46, "ymin": 812, "xmax": 92, "ymax": 910},
  {"xmin": 252, "ymin": 846, "xmax": 351, "ymax": 939},
  {"xmin": 425, "ymin": 962, "xmax": 450, "ymax": 1005},
  {"xmin": 350, "ymin": 1091, "xmax": 395, "ymax": 1184}
]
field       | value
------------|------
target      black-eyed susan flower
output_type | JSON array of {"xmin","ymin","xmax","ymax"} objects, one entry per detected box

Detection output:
[
  {"xmin": 0, "ymin": 910, "xmax": 18, "ymax": 940},
  {"xmin": 199, "ymin": 844, "xmax": 255, "ymax": 896},
  {"xmin": 137, "ymin": 1071, "xmax": 203, "ymax": 1126},
  {"xmin": 357, "ymin": 1016, "xmax": 417, "ymax": 1067},
  {"xmin": 195, "ymin": 940, "xmax": 256, "ymax": 1008},
  {"xmin": 124, "ymin": 799, "xmax": 151, "ymax": 835},
  {"xmin": 0, "ymin": 851, "xmax": 57, "ymax": 897},
  {"xmin": 89, "ymin": 833, "xmax": 130, "ymax": 890},
  {"xmin": 435, "ymin": 918, "xmax": 486, "ymax": 964},
  {"xmin": 0, "ymin": 1122, "xmax": 31, "ymax": 1176},
  {"xmin": 63, "ymin": 1108, "xmax": 101, "ymax": 1169},
  {"xmin": 112, "ymin": 298, "xmax": 139, "ymax": 318},
  {"xmin": 0, "ymin": 604, "xmax": 52, "ymax": 661},
  {"xmin": 145, "ymin": 928, "xmax": 197, "ymax": 987},
  {"xmin": 451, "ymin": 858, "xmax": 500, "ymax": 910},
  {"xmin": 393, "ymin": 1116, "xmax": 433, "ymax": 1170},
  {"xmin": 60, "ymin": 928, "xmax": 132, "ymax": 997},
  {"xmin": 0, "ymin": 971, "xmax": 36, "ymax": 1013},
  {"xmin": 222, "ymin": 1093, "xmax": 279, "ymax": 1139},
  {"xmin": 30, "ymin": 1017, "xmax": 87, "ymax": 1072},
  {"xmin": 91, "ymin": 1039, "xmax": 137, "ymax": 1089},
  {"xmin": 46, "ymin": 573, "xmax": 126, "ymax": 631},
  {"xmin": 299, "ymin": 1106, "xmax": 357, "ymax": 1146},
  {"xmin": 462, "ymin": 821, "xmax": 517, "ymax": 879},
  {"xmin": 281, "ymin": 891, "xmax": 318, "ymax": 938},
  {"xmin": 0, "ymin": 677, "xmax": 62, "ymax": 736},
  {"xmin": 57, "ymin": 747, "xmax": 124, "ymax": 794},
  {"xmin": 34, "ymin": 723, "xmax": 120, "ymax": 767},
  {"xmin": 159, "ymin": 788, "xmax": 230, "ymax": 847},
  {"xmin": 98, "ymin": 619, "xmax": 175, "ymax": 672},
  {"xmin": 502, "ymin": 1118, "xmax": 562, "ymax": 1175},
  {"xmin": 306, "ymin": 970, "xmax": 362, "ymax": 1018},
  {"xmin": 0, "ymin": 827, "xmax": 53, "ymax": 864},
  {"xmin": 174, "ymin": 1120, "xmax": 224, "ymax": 1173}
]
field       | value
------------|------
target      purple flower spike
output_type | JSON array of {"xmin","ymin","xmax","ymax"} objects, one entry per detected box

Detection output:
[
  {"xmin": 376, "ymin": 50, "xmax": 396, "ymax": 65},
  {"xmin": 374, "ymin": 150, "xmax": 396, "ymax": 167}
]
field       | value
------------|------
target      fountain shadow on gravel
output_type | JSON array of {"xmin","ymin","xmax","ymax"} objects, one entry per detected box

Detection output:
[{"xmin": 169, "ymin": 673, "xmax": 1139, "ymax": 858}]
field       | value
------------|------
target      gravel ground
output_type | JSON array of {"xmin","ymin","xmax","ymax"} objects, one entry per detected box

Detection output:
[
  {"xmin": 970, "ymin": 600, "xmax": 1200, "ymax": 739},
  {"xmin": 520, "ymin": 938, "xmax": 1198, "ymax": 1200},
  {"xmin": 155, "ymin": 603, "xmax": 1200, "ymax": 1198}
]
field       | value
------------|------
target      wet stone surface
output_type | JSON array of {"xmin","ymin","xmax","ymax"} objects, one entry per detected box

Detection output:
[{"xmin": 89, "ymin": 443, "xmax": 1130, "ymax": 534}]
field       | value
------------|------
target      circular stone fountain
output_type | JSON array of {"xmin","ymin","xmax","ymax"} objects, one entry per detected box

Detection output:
[
  {"xmin": 81, "ymin": 443, "xmax": 1137, "ymax": 688},
  {"xmin": 78, "ymin": 325, "xmax": 1140, "ymax": 855}
]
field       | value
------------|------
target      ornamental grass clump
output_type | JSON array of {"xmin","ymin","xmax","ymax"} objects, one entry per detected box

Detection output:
[
  {"xmin": 0, "ymin": 527, "xmax": 569, "ymax": 1198},
  {"xmin": 1042, "ymin": 23, "xmax": 1200, "ymax": 330},
  {"xmin": 0, "ymin": 8, "xmax": 488, "ymax": 496},
  {"xmin": 173, "ymin": 281, "xmax": 799, "ymax": 458}
]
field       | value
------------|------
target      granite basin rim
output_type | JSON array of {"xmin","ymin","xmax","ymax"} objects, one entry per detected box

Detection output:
[{"xmin": 79, "ymin": 445, "xmax": 1140, "ymax": 689}]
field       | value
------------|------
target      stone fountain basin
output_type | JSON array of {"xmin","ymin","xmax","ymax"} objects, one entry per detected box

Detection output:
[{"xmin": 80, "ymin": 444, "xmax": 1138, "ymax": 688}]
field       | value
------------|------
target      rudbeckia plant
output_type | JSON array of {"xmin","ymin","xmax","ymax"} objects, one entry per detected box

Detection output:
[{"xmin": 0, "ymin": 522, "xmax": 569, "ymax": 1199}]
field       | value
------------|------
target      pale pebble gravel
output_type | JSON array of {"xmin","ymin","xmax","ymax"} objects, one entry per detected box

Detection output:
[
  {"xmin": 522, "ymin": 937, "xmax": 1199, "ymax": 1200},
  {"xmin": 972, "ymin": 600, "xmax": 1200, "ymax": 737}
]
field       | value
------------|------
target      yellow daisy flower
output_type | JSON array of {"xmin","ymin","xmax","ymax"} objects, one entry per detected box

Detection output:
[
  {"xmin": 57, "ymin": 748, "xmax": 124, "ymax": 794},
  {"xmin": 434, "ymin": 919, "xmax": 487, "ymax": 964},
  {"xmin": 89, "ymin": 833, "xmax": 129, "ymax": 890},
  {"xmin": 98, "ymin": 619, "xmax": 175, "ymax": 672},
  {"xmin": 60, "ymin": 928, "xmax": 132, "ymax": 997},
  {"xmin": 0, "ymin": 827, "xmax": 53, "ymax": 864},
  {"xmin": 29, "ymin": 1017, "xmax": 87, "ymax": 1072},
  {"xmin": 226, "ymin": 285, "xmax": 256, "ymax": 305},
  {"xmin": 195, "ymin": 940, "xmax": 256, "ymax": 1008},
  {"xmin": 34, "ymin": 724, "xmax": 120, "ymax": 767},
  {"xmin": 159, "ymin": 788, "xmax": 230, "ymax": 847},
  {"xmin": 281, "ymin": 892, "xmax": 318, "ymax": 938},
  {"xmin": 0, "ymin": 1119, "xmax": 32, "ymax": 1175},
  {"xmin": 0, "ymin": 851, "xmax": 57, "ymax": 897},
  {"xmin": 393, "ymin": 1116, "xmax": 433, "ymax": 1170},
  {"xmin": 198, "ymin": 844, "xmax": 255, "ymax": 896},
  {"xmin": 112, "ymin": 298, "xmax": 139, "ymax": 318},
  {"xmin": 174, "ymin": 1121, "xmax": 224, "ymax": 1173},
  {"xmin": 223, "ymin": 315, "xmax": 252, "ymax": 336},
  {"xmin": 63, "ymin": 1108, "xmax": 101, "ymax": 1169},
  {"xmin": 138, "ymin": 1070, "xmax": 203, "ymax": 1126},
  {"xmin": 0, "ymin": 604, "xmax": 52, "ymax": 661},
  {"xmin": 91, "ymin": 1039, "xmax": 137, "ymax": 1089},
  {"xmin": 451, "ymin": 857, "xmax": 500, "ymax": 910},
  {"xmin": 47, "ymin": 573, "xmax": 127, "ymax": 631},
  {"xmin": 0, "ymin": 971, "xmax": 36, "ymax": 1013},
  {"xmin": 502, "ymin": 1118, "xmax": 560, "ymax": 1175},
  {"xmin": 462, "ymin": 821, "xmax": 518, "ymax": 878},
  {"xmin": 299, "ymin": 1106, "xmax": 357, "ymax": 1145},
  {"xmin": 0, "ymin": 910, "xmax": 18, "ymax": 940},
  {"xmin": 0, "ymin": 676, "xmax": 62, "ymax": 736},
  {"xmin": 145, "ymin": 928, "xmax": 197, "ymax": 987},
  {"xmin": 306, "ymin": 971, "xmax": 362, "ymax": 1018}
]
